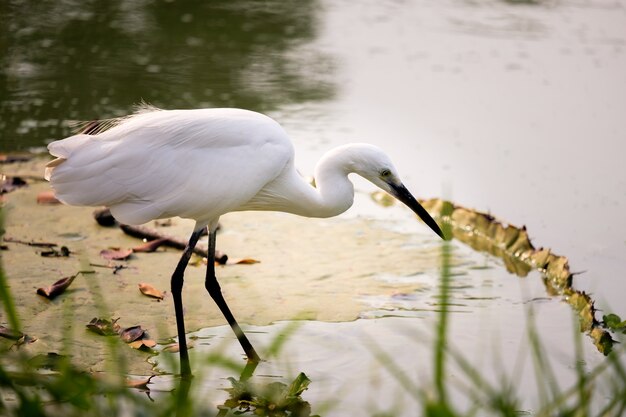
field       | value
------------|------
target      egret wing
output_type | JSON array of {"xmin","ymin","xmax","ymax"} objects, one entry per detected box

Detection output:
[{"xmin": 47, "ymin": 108, "xmax": 294, "ymax": 225}]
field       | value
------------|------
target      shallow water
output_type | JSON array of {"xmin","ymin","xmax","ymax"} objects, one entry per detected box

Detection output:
[{"xmin": 2, "ymin": 0, "xmax": 626, "ymax": 415}]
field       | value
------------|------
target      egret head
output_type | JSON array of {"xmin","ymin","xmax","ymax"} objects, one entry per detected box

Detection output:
[{"xmin": 347, "ymin": 143, "xmax": 445, "ymax": 240}]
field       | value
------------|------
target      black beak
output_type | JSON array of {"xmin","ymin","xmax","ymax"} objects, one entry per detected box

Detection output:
[{"xmin": 389, "ymin": 182, "xmax": 445, "ymax": 239}]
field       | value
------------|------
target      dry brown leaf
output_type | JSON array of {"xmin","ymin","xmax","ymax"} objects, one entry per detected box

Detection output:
[
  {"xmin": 14, "ymin": 334, "xmax": 38, "ymax": 347},
  {"xmin": 228, "ymin": 258, "xmax": 261, "ymax": 265},
  {"xmin": 36, "ymin": 190, "xmax": 61, "ymax": 205},
  {"xmin": 203, "ymin": 256, "xmax": 258, "ymax": 266},
  {"xmin": 86, "ymin": 317, "xmax": 121, "ymax": 336},
  {"xmin": 128, "ymin": 339, "xmax": 157, "ymax": 350},
  {"xmin": 120, "ymin": 326, "xmax": 145, "ymax": 343},
  {"xmin": 36, "ymin": 274, "xmax": 77, "ymax": 299},
  {"xmin": 100, "ymin": 248, "xmax": 133, "ymax": 260},
  {"xmin": 138, "ymin": 282, "xmax": 165, "ymax": 300},
  {"xmin": 126, "ymin": 375, "xmax": 156, "ymax": 390},
  {"xmin": 162, "ymin": 343, "xmax": 180, "ymax": 353},
  {"xmin": 132, "ymin": 238, "xmax": 168, "ymax": 253}
]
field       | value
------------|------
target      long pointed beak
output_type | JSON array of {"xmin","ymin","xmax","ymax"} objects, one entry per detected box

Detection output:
[{"xmin": 389, "ymin": 182, "xmax": 445, "ymax": 239}]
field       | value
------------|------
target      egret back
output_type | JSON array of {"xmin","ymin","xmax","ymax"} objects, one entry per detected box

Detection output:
[{"xmin": 46, "ymin": 108, "xmax": 295, "ymax": 226}]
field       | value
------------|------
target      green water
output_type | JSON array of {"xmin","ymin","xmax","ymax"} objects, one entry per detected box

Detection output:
[{"xmin": 0, "ymin": 0, "xmax": 334, "ymax": 151}]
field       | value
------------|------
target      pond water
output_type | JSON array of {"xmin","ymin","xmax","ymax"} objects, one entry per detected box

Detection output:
[{"xmin": 2, "ymin": 0, "xmax": 626, "ymax": 415}]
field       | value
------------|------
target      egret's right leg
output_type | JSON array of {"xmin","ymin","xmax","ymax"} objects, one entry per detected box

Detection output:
[
  {"xmin": 204, "ymin": 229, "xmax": 260, "ymax": 362},
  {"xmin": 171, "ymin": 229, "xmax": 203, "ymax": 378}
]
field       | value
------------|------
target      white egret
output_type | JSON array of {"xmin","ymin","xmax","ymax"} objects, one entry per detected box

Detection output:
[{"xmin": 45, "ymin": 105, "xmax": 444, "ymax": 377}]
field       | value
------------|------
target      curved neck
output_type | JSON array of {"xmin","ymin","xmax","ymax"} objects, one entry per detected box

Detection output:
[
  {"xmin": 308, "ymin": 148, "xmax": 355, "ymax": 217},
  {"xmin": 239, "ymin": 146, "xmax": 358, "ymax": 218}
]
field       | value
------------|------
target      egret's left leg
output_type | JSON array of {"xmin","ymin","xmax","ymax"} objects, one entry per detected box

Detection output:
[
  {"xmin": 205, "ymin": 229, "xmax": 260, "ymax": 362},
  {"xmin": 171, "ymin": 228, "xmax": 203, "ymax": 378}
]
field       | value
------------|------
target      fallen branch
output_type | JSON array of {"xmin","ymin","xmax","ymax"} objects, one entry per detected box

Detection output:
[{"xmin": 119, "ymin": 224, "xmax": 227, "ymax": 263}]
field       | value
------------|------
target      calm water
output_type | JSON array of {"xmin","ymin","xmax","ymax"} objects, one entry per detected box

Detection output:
[
  {"xmin": 3, "ymin": 0, "xmax": 626, "ymax": 415},
  {"xmin": 0, "ymin": 0, "xmax": 333, "ymax": 149}
]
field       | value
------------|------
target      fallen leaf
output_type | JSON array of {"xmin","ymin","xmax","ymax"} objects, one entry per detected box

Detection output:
[
  {"xmin": 133, "ymin": 238, "xmax": 168, "ymax": 253},
  {"xmin": 120, "ymin": 325, "xmax": 145, "ymax": 343},
  {"xmin": 14, "ymin": 334, "xmax": 38, "ymax": 348},
  {"xmin": 128, "ymin": 339, "xmax": 157, "ymax": 350},
  {"xmin": 203, "ymin": 256, "xmax": 257, "ymax": 266},
  {"xmin": 36, "ymin": 274, "xmax": 77, "ymax": 299},
  {"xmin": 126, "ymin": 375, "xmax": 156, "ymax": 390},
  {"xmin": 36, "ymin": 190, "xmax": 61, "ymax": 205},
  {"xmin": 162, "ymin": 343, "xmax": 180, "ymax": 353},
  {"xmin": 100, "ymin": 248, "xmax": 133, "ymax": 260},
  {"xmin": 138, "ymin": 282, "xmax": 165, "ymax": 300},
  {"xmin": 0, "ymin": 327, "xmax": 38, "ymax": 348},
  {"xmin": 87, "ymin": 317, "xmax": 121, "ymax": 336},
  {"xmin": 228, "ymin": 258, "xmax": 261, "ymax": 265}
]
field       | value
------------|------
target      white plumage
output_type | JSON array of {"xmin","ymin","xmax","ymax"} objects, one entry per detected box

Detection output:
[
  {"xmin": 47, "ymin": 107, "xmax": 295, "ymax": 228},
  {"xmin": 45, "ymin": 105, "xmax": 443, "ymax": 375}
]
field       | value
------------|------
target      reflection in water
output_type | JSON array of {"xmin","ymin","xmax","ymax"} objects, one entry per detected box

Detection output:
[{"xmin": 0, "ymin": 0, "xmax": 335, "ymax": 151}]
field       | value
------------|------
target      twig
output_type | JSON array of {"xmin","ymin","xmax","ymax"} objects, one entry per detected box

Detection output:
[{"xmin": 3, "ymin": 237, "xmax": 57, "ymax": 248}]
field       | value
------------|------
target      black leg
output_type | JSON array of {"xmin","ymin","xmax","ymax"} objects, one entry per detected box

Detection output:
[
  {"xmin": 205, "ymin": 229, "xmax": 260, "ymax": 362},
  {"xmin": 171, "ymin": 229, "xmax": 203, "ymax": 378}
]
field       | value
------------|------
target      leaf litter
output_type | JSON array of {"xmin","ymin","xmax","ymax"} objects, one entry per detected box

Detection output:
[
  {"xmin": 0, "ymin": 325, "xmax": 38, "ymax": 347},
  {"xmin": 120, "ymin": 326, "xmax": 145, "ymax": 343},
  {"xmin": 86, "ymin": 318, "xmax": 121, "ymax": 336},
  {"xmin": 132, "ymin": 238, "xmax": 169, "ymax": 253},
  {"xmin": 36, "ymin": 190, "xmax": 61, "ymax": 204},
  {"xmin": 36, "ymin": 274, "xmax": 78, "ymax": 300},
  {"xmin": 138, "ymin": 282, "xmax": 165, "ymax": 300},
  {"xmin": 126, "ymin": 375, "xmax": 156, "ymax": 390},
  {"xmin": 100, "ymin": 248, "xmax": 133, "ymax": 261},
  {"xmin": 87, "ymin": 318, "xmax": 156, "ymax": 351}
]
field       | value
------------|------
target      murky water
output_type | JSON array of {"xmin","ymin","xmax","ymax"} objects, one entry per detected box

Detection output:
[{"xmin": 2, "ymin": 0, "xmax": 626, "ymax": 415}]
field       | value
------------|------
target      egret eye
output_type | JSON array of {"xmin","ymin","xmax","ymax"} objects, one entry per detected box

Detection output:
[{"xmin": 380, "ymin": 169, "xmax": 391, "ymax": 178}]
